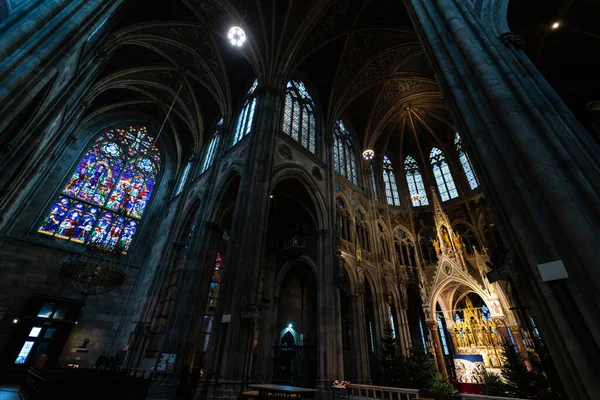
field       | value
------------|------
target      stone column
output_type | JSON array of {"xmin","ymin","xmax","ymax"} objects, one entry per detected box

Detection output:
[
  {"xmin": 161, "ymin": 221, "xmax": 224, "ymax": 367},
  {"xmin": 491, "ymin": 317, "xmax": 510, "ymax": 346},
  {"xmin": 316, "ymin": 229, "xmax": 344, "ymax": 388},
  {"xmin": 427, "ymin": 321, "xmax": 448, "ymax": 377},
  {"xmin": 405, "ymin": 1, "xmax": 600, "ymax": 398},
  {"xmin": 353, "ymin": 292, "xmax": 372, "ymax": 384},
  {"xmin": 203, "ymin": 86, "xmax": 283, "ymax": 385},
  {"xmin": 251, "ymin": 257, "xmax": 278, "ymax": 383},
  {"xmin": 509, "ymin": 326, "xmax": 531, "ymax": 370}
]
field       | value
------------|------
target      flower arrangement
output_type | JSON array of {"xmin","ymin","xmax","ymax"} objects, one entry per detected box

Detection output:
[{"xmin": 332, "ymin": 380, "xmax": 350, "ymax": 389}]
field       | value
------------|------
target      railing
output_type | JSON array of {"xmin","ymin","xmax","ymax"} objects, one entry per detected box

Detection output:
[
  {"xmin": 461, "ymin": 395, "xmax": 528, "ymax": 400},
  {"xmin": 345, "ymin": 383, "xmax": 420, "ymax": 400}
]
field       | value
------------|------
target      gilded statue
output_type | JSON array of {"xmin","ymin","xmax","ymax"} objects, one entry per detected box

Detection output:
[
  {"xmin": 443, "ymin": 228, "xmax": 452, "ymax": 248},
  {"xmin": 432, "ymin": 239, "xmax": 440, "ymax": 255},
  {"xmin": 453, "ymin": 233, "xmax": 463, "ymax": 251}
]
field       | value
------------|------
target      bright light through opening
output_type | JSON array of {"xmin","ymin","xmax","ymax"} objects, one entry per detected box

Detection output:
[
  {"xmin": 551, "ymin": 21, "xmax": 561, "ymax": 30},
  {"xmin": 228, "ymin": 26, "xmax": 246, "ymax": 47}
]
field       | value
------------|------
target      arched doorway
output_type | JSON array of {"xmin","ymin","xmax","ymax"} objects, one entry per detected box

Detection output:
[{"xmin": 273, "ymin": 263, "xmax": 317, "ymax": 387}]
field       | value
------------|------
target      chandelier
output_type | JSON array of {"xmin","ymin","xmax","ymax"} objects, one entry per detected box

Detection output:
[
  {"xmin": 59, "ymin": 242, "xmax": 128, "ymax": 297},
  {"xmin": 228, "ymin": 26, "xmax": 246, "ymax": 46},
  {"xmin": 58, "ymin": 183, "xmax": 132, "ymax": 297},
  {"xmin": 362, "ymin": 149, "xmax": 375, "ymax": 161}
]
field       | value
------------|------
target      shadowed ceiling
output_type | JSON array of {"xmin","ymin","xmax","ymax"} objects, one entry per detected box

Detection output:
[{"xmin": 84, "ymin": 0, "xmax": 600, "ymax": 171}]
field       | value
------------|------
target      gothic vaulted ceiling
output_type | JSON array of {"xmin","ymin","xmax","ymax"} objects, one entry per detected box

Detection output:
[{"xmin": 85, "ymin": 0, "xmax": 600, "ymax": 168}]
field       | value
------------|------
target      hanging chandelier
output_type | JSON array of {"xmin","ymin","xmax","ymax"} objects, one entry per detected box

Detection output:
[
  {"xmin": 58, "ymin": 184, "xmax": 132, "ymax": 297},
  {"xmin": 228, "ymin": 26, "xmax": 246, "ymax": 46},
  {"xmin": 59, "ymin": 242, "xmax": 128, "ymax": 297},
  {"xmin": 362, "ymin": 149, "xmax": 375, "ymax": 161}
]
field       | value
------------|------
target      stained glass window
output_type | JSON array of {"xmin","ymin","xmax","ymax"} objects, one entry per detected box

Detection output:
[
  {"xmin": 175, "ymin": 158, "xmax": 192, "ymax": 196},
  {"xmin": 454, "ymin": 133, "xmax": 479, "ymax": 189},
  {"xmin": 15, "ymin": 341, "xmax": 35, "ymax": 364},
  {"xmin": 404, "ymin": 155, "xmax": 428, "ymax": 207},
  {"xmin": 283, "ymin": 80, "xmax": 316, "ymax": 153},
  {"xmin": 198, "ymin": 233, "xmax": 228, "ymax": 361},
  {"xmin": 430, "ymin": 147, "xmax": 458, "ymax": 202},
  {"xmin": 437, "ymin": 314, "xmax": 450, "ymax": 355},
  {"xmin": 232, "ymin": 79, "xmax": 258, "ymax": 146},
  {"xmin": 383, "ymin": 156, "xmax": 400, "ymax": 206},
  {"xmin": 202, "ymin": 119, "xmax": 223, "ymax": 173},
  {"xmin": 333, "ymin": 120, "xmax": 357, "ymax": 185},
  {"xmin": 370, "ymin": 165, "xmax": 378, "ymax": 201},
  {"xmin": 38, "ymin": 126, "xmax": 161, "ymax": 252},
  {"xmin": 419, "ymin": 320, "xmax": 428, "ymax": 354}
]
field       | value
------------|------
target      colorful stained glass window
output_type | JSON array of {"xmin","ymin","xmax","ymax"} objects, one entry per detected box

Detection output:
[
  {"xmin": 430, "ymin": 147, "xmax": 458, "ymax": 202},
  {"xmin": 283, "ymin": 80, "xmax": 316, "ymax": 153},
  {"xmin": 370, "ymin": 165, "xmax": 378, "ymax": 201},
  {"xmin": 333, "ymin": 120, "xmax": 357, "ymax": 185},
  {"xmin": 199, "ymin": 250, "xmax": 225, "ymax": 353},
  {"xmin": 454, "ymin": 133, "xmax": 479, "ymax": 189},
  {"xmin": 383, "ymin": 156, "xmax": 400, "ymax": 206},
  {"xmin": 404, "ymin": 155, "xmax": 429, "ymax": 207},
  {"xmin": 233, "ymin": 80, "xmax": 258, "ymax": 146},
  {"xmin": 39, "ymin": 126, "xmax": 161, "ymax": 252},
  {"xmin": 202, "ymin": 118, "xmax": 223, "ymax": 173}
]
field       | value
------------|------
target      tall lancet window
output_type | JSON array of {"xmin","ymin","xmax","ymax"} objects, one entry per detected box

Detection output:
[
  {"xmin": 283, "ymin": 80, "xmax": 316, "ymax": 153},
  {"xmin": 430, "ymin": 147, "xmax": 458, "ymax": 201},
  {"xmin": 382, "ymin": 156, "xmax": 400, "ymax": 206},
  {"xmin": 454, "ymin": 133, "xmax": 479, "ymax": 189},
  {"xmin": 232, "ymin": 79, "xmax": 258, "ymax": 146},
  {"xmin": 370, "ymin": 164, "xmax": 378, "ymax": 201},
  {"xmin": 333, "ymin": 120, "xmax": 357, "ymax": 184},
  {"xmin": 175, "ymin": 157, "xmax": 193, "ymax": 196},
  {"xmin": 38, "ymin": 126, "xmax": 161, "ymax": 252},
  {"xmin": 201, "ymin": 119, "xmax": 223, "ymax": 174},
  {"xmin": 404, "ymin": 155, "xmax": 428, "ymax": 207}
]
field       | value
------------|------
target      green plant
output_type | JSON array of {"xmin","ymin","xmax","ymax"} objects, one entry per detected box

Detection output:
[
  {"xmin": 501, "ymin": 342, "xmax": 550, "ymax": 398},
  {"xmin": 377, "ymin": 323, "xmax": 403, "ymax": 386},
  {"xmin": 428, "ymin": 373, "xmax": 457, "ymax": 395},
  {"xmin": 397, "ymin": 345, "xmax": 438, "ymax": 390},
  {"xmin": 482, "ymin": 370, "xmax": 507, "ymax": 396}
]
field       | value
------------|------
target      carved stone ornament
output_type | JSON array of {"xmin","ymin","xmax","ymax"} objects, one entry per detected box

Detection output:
[
  {"xmin": 499, "ymin": 32, "xmax": 525, "ymax": 50},
  {"xmin": 355, "ymin": 264, "xmax": 365, "ymax": 296},
  {"xmin": 311, "ymin": 166, "xmax": 323, "ymax": 182},
  {"xmin": 334, "ymin": 250, "xmax": 345, "ymax": 287},
  {"xmin": 278, "ymin": 144, "xmax": 293, "ymax": 160},
  {"xmin": 220, "ymin": 161, "xmax": 230, "ymax": 173}
]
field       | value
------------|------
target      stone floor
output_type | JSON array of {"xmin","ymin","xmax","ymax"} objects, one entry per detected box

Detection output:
[{"xmin": 0, "ymin": 385, "xmax": 19, "ymax": 400}]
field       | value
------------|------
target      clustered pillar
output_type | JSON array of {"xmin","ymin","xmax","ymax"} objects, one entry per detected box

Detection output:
[{"xmin": 405, "ymin": 0, "xmax": 600, "ymax": 398}]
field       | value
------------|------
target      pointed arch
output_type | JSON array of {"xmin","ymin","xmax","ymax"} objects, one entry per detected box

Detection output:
[
  {"xmin": 38, "ymin": 126, "xmax": 161, "ymax": 251},
  {"xmin": 454, "ymin": 133, "xmax": 479, "ymax": 190},
  {"xmin": 383, "ymin": 156, "xmax": 400, "ymax": 206},
  {"xmin": 333, "ymin": 119, "xmax": 357, "ymax": 184},
  {"xmin": 283, "ymin": 80, "xmax": 316, "ymax": 153},
  {"xmin": 232, "ymin": 79, "xmax": 258, "ymax": 146},
  {"xmin": 429, "ymin": 147, "xmax": 458, "ymax": 201},
  {"xmin": 201, "ymin": 118, "xmax": 223, "ymax": 174},
  {"xmin": 404, "ymin": 155, "xmax": 429, "ymax": 206}
]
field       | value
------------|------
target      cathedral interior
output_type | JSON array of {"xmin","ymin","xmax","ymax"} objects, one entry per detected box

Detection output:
[{"xmin": 0, "ymin": 0, "xmax": 599, "ymax": 399}]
